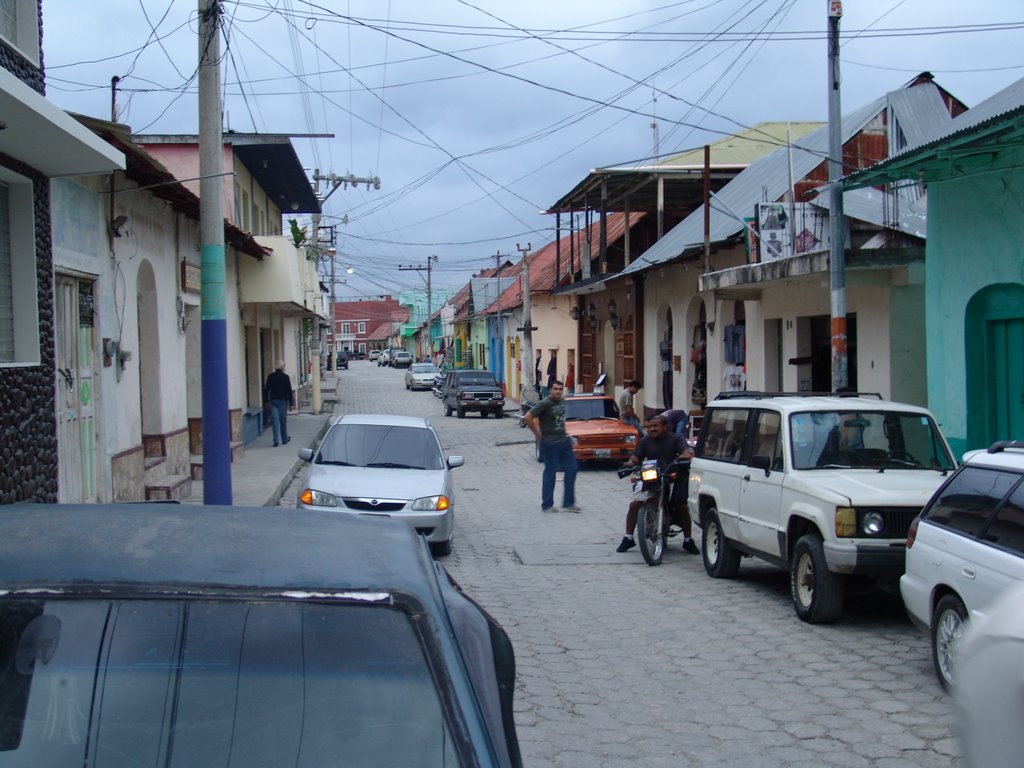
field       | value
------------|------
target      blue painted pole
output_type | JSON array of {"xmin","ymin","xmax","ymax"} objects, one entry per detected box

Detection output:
[{"xmin": 199, "ymin": 0, "xmax": 232, "ymax": 504}]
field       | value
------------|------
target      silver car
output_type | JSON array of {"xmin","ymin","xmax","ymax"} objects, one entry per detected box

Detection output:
[
  {"xmin": 406, "ymin": 362, "xmax": 439, "ymax": 390},
  {"xmin": 298, "ymin": 414, "xmax": 464, "ymax": 556}
]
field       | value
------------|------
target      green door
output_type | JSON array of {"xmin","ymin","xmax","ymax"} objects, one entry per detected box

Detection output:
[{"xmin": 986, "ymin": 317, "xmax": 1024, "ymax": 443}]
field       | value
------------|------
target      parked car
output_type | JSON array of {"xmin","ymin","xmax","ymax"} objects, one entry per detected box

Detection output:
[
  {"xmin": 377, "ymin": 348, "xmax": 393, "ymax": 367},
  {"xmin": 392, "ymin": 350, "xmax": 413, "ymax": 368},
  {"xmin": 369, "ymin": 349, "xmax": 381, "ymax": 361},
  {"xmin": 298, "ymin": 413, "xmax": 464, "ymax": 556},
  {"xmin": 531, "ymin": 394, "xmax": 640, "ymax": 464},
  {"xmin": 0, "ymin": 503, "xmax": 520, "ymax": 767},
  {"xmin": 954, "ymin": 581, "xmax": 1024, "ymax": 766},
  {"xmin": 900, "ymin": 440, "xmax": 1024, "ymax": 691},
  {"xmin": 406, "ymin": 362, "xmax": 439, "ymax": 390},
  {"xmin": 688, "ymin": 392, "xmax": 956, "ymax": 623},
  {"xmin": 441, "ymin": 369, "xmax": 505, "ymax": 418},
  {"xmin": 337, "ymin": 351, "xmax": 349, "ymax": 370}
]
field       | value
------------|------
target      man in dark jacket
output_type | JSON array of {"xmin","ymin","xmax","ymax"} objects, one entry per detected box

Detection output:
[{"xmin": 263, "ymin": 360, "xmax": 294, "ymax": 447}]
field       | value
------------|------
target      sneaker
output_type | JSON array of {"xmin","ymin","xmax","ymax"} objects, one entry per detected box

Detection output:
[
  {"xmin": 541, "ymin": 506, "xmax": 557, "ymax": 513},
  {"xmin": 561, "ymin": 505, "xmax": 581, "ymax": 513},
  {"xmin": 616, "ymin": 536, "xmax": 636, "ymax": 553},
  {"xmin": 682, "ymin": 539, "xmax": 699, "ymax": 555}
]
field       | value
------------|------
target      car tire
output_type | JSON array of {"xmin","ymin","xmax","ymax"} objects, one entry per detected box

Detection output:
[
  {"xmin": 430, "ymin": 539, "xmax": 453, "ymax": 557},
  {"xmin": 931, "ymin": 592, "xmax": 967, "ymax": 692},
  {"xmin": 701, "ymin": 507, "xmax": 741, "ymax": 578},
  {"xmin": 457, "ymin": 405, "xmax": 465, "ymax": 419},
  {"xmin": 790, "ymin": 534, "xmax": 844, "ymax": 624},
  {"xmin": 495, "ymin": 408, "xmax": 504, "ymax": 418},
  {"xmin": 445, "ymin": 403, "xmax": 453, "ymax": 417}
]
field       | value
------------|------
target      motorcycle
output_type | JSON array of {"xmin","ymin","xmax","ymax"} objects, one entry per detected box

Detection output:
[
  {"xmin": 616, "ymin": 458, "xmax": 690, "ymax": 566},
  {"xmin": 518, "ymin": 385, "xmax": 540, "ymax": 427}
]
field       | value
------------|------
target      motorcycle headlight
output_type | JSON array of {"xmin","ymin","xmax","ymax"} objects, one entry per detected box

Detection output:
[
  {"xmin": 300, "ymin": 488, "xmax": 338, "ymax": 507},
  {"xmin": 640, "ymin": 467, "xmax": 660, "ymax": 483},
  {"xmin": 412, "ymin": 495, "xmax": 449, "ymax": 511}
]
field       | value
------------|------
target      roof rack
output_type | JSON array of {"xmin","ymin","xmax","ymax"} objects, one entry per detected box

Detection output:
[
  {"xmin": 986, "ymin": 440, "xmax": 1024, "ymax": 454},
  {"xmin": 712, "ymin": 391, "xmax": 884, "ymax": 401}
]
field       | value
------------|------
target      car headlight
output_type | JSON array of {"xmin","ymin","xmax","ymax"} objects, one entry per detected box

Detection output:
[
  {"xmin": 299, "ymin": 488, "xmax": 338, "ymax": 507},
  {"xmin": 862, "ymin": 510, "xmax": 885, "ymax": 536},
  {"xmin": 412, "ymin": 495, "xmax": 450, "ymax": 511},
  {"xmin": 625, "ymin": 434, "xmax": 637, "ymax": 444}
]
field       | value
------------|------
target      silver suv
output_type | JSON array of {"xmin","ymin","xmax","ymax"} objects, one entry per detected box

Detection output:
[
  {"xmin": 687, "ymin": 392, "xmax": 955, "ymax": 623},
  {"xmin": 901, "ymin": 441, "xmax": 1024, "ymax": 691}
]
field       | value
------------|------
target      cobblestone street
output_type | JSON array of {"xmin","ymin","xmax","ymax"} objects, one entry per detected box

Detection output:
[{"xmin": 284, "ymin": 363, "xmax": 963, "ymax": 767}]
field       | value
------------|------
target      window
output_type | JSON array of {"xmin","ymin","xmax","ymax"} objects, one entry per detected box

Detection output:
[
  {"xmin": 342, "ymin": 322, "xmax": 351, "ymax": 334},
  {"xmin": 0, "ymin": 174, "xmax": 39, "ymax": 365},
  {"xmin": 980, "ymin": 476, "xmax": 1024, "ymax": 555},
  {"xmin": 358, "ymin": 321, "xmax": 366, "ymax": 334},
  {"xmin": 753, "ymin": 411, "xmax": 782, "ymax": 470},
  {"xmin": 700, "ymin": 408, "xmax": 748, "ymax": 463},
  {"xmin": 0, "ymin": 0, "xmax": 38, "ymax": 65},
  {"xmin": 925, "ymin": 467, "xmax": 1018, "ymax": 536}
]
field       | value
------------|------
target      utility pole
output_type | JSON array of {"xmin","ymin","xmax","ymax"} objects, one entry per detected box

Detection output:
[
  {"xmin": 495, "ymin": 251, "xmax": 503, "ymax": 380},
  {"xmin": 398, "ymin": 256, "xmax": 438, "ymax": 359},
  {"xmin": 828, "ymin": 0, "xmax": 848, "ymax": 391},
  {"xmin": 516, "ymin": 242, "xmax": 536, "ymax": 400},
  {"xmin": 198, "ymin": 0, "xmax": 230, "ymax": 504}
]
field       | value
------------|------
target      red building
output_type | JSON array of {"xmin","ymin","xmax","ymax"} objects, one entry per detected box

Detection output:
[{"xmin": 331, "ymin": 297, "xmax": 408, "ymax": 359}]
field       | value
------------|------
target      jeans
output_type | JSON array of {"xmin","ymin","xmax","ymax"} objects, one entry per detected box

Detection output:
[
  {"xmin": 269, "ymin": 400, "xmax": 290, "ymax": 445},
  {"xmin": 539, "ymin": 438, "xmax": 577, "ymax": 509}
]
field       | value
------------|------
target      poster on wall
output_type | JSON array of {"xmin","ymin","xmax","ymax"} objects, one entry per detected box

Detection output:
[{"xmin": 755, "ymin": 202, "xmax": 831, "ymax": 262}]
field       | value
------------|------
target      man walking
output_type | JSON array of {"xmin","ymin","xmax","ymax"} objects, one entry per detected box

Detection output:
[
  {"xmin": 263, "ymin": 360, "xmax": 294, "ymax": 447},
  {"xmin": 523, "ymin": 380, "xmax": 579, "ymax": 513}
]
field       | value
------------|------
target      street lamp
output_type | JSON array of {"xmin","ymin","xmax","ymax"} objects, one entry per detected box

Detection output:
[{"xmin": 608, "ymin": 298, "xmax": 619, "ymax": 330}]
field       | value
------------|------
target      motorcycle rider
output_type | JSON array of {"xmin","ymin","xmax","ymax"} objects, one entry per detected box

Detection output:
[{"xmin": 616, "ymin": 413, "xmax": 699, "ymax": 554}]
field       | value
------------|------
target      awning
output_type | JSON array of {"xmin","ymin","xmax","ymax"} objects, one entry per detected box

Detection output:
[{"xmin": 0, "ymin": 68, "xmax": 123, "ymax": 176}]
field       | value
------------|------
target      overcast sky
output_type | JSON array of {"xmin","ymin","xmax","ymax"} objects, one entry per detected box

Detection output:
[{"xmin": 43, "ymin": 0, "xmax": 1024, "ymax": 298}]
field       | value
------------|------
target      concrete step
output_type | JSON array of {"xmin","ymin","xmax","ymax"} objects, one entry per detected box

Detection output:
[{"xmin": 145, "ymin": 474, "xmax": 192, "ymax": 502}]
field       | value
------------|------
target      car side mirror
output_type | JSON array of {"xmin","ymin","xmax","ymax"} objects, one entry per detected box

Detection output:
[
  {"xmin": 448, "ymin": 455, "xmax": 465, "ymax": 469},
  {"xmin": 298, "ymin": 448, "xmax": 314, "ymax": 462},
  {"xmin": 750, "ymin": 454, "xmax": 771, "ymax": 475}
]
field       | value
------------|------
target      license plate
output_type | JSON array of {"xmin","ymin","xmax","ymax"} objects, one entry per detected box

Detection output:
[{"xmin": 594, "ymin": 448, "xmax": 611, "ymax": 458}]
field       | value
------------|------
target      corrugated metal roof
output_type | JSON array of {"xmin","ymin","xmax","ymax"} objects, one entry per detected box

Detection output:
[
  {"xmin": 620, "ymin": 82, "xmax": 951, "ymax": 276},
  {"xmin": 843, "ymin": 76, "xmax": 1024, "ymax": 189},
  {"xmin": 888, "ymin": 85, "xmax": 953, "ymax": 147},
  {"xmin": 811, "ymin": 186, "xmax": 927, "ymax": 239}
]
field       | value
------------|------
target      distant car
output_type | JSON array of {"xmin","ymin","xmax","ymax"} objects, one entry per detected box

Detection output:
[
  {"xmin": 406, "ymin": 362, "xmax": 439, "ymax": 390},
  {"xmin": 0, "ymin": 503, "xmax": 521, "ymax": 767},
  {"xmin": 298, "ymin": 413, "xmax": 464, "ymax": 556},
  {"xmin": 900, "ymin": 440, "xmax": 1024, "ymax": 691},
  {"xmin": 532, "ymin": 393, "xmax": 640, "ymax": 464},
  {"xmin": 369, "ymin": 349, "xmax": 381, "ymax": 361},
  {"xmin": 442, "ymin": 369, "xmax": 505, "ymax": 418},
  {"xmin": 377, "ymin": 349, "xmax": 393, "ymax": 367},
  {"xmin": 392, "ymin": 350, "xmax": 413, "ymax": 368}
]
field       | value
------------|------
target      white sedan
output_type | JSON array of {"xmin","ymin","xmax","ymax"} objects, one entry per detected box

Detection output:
[{"xmin": 405, "ymin": 362, "xmax": 439, "ymax": 390}]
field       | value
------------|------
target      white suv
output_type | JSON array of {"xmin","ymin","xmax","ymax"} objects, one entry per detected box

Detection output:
[
  {"xmin": 900, "ymin": 441, "xmax": 1024, "ymax": 691},
  {"xmin": 687, "ymin": 393, "xmax": 956, "ymax": 623}
]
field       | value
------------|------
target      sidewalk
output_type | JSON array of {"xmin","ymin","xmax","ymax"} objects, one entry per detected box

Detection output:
[{"xmin": 182, "ymin": 374, "xmax": 339, "ymax": 507}]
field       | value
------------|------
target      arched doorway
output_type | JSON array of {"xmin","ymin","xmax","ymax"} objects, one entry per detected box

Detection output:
[
  {"xmin": 136, "ymin": 261, "xmax": 162, "ymax": 438},
  {"xmin": 966, "ymin": 283, "xmax": 1024, "ymax": 448}
]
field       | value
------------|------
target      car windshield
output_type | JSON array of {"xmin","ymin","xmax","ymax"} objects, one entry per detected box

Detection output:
[
  {"xmin": 411, "ymin": 364, "xmax": 437, "ymax": 374},
  {"xmin": 789, "ymin": 410, "xmax": 955, "ymax": 470},
  {"xmin": 456, "ymin": 374, "xmax": 497, "ymax": 387},
  {"xmin": 316, "ymin": 424, "xmax": 444, "ymax": 470},
  {"xmin": 0, "ymin": 598, "xmax": 457, "ymax": 767},
  {"xmin": 565, "ymin": 398, "xmax": 619, "ymax": 420}
]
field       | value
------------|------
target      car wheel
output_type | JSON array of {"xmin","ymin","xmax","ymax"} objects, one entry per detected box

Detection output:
[
  {"xmin": 430, "ymin": 539, "xmax": 453, "ymax": 557},
  {"xmin": 457, "ymin": 405, "xmax": 465, "ymax": 419},
  {"xmin": 790, "ymin": 534, "xmax": 844, "ymax": 624},
  {"xmin": 494, "ymin": 408, "xmax": 504, "ymax": 418},
  {"xmin": 931, "ymin": 593, "xmax": 967, "ymax": 692},
  {"xmin": 701, "ymin": 507, "xmax": 740, "ymax": 579}
]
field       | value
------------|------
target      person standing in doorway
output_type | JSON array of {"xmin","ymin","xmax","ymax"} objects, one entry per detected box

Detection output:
[
  {"xmin": 523, "ymin": 380, "xmax": 579, "ymax": 513},
  {"xmin": 263, "ymin": 360, "xmax": 294, "ymax": 447},
  {"xmin": 546, "ymin": 353, "xmax": 558, "ymax": 393},
  {"xmin": 619, "ymin": 379, "xmax": 642, "ymax": 430}
]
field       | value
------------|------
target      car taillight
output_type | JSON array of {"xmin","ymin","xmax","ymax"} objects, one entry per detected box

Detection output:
[{"xmin": 906, "ymin": 516, "xmax": 920, "ymax": 548}]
